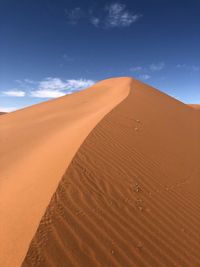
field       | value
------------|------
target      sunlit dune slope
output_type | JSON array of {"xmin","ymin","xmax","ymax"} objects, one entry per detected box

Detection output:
[
  {"xmin": 0, "ymin": 77, "xmax": 130, "ymax": 267},
  {"xmin": 23, "ymin": 79, "xmax": 200, "ymax": 267},
  {"xmin": 189, "ymin": 104, "xmax": 200, "ymax": 110}
]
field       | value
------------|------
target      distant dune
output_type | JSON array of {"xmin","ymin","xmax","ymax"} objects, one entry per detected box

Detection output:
[
  {"xmin": 0, "ymin": 112, "xmax": 6, "ymax": 115},
  {"xmin": 189, "ymin": 104, "xmax": 200, "ymax": 110},
  {"xmin": 1, "ymin": 77, "xmax": 200, "ymax": 267}
]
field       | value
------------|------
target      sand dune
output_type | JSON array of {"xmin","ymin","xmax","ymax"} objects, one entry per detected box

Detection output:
[
  {"xmin": 22, "ymin": 78, "xmax": 200, "ymax": 267},
  {"xmin": 0, "ymin": 78, "xmax": 130, "ymax": 267},
  {"xmin": 0, "ymin": 112, "xmax": 6, "ymax": 115},
  {"xmin": 189, "ymin": 104, "xmax": 200, "ymax": 110}
]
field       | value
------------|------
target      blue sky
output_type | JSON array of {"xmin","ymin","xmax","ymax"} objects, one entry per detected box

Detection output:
[{"xmin": 0, "ymin": 0, "xmax": 200, "ymax": 111}]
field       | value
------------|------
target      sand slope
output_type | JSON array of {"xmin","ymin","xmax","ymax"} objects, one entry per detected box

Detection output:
[
  {"xmin": 0, "ymin": 112, "xmax": 6, "ymax": 115},
  {"xmin": 189, "ymin": 104, "xmax": 200, "ymax": 110},
  {"xmin": 22, "ymin": 79, "xmax": 200, "ymax": 267},
  {"xmin": 0, "ymin": 77, "xmax": 130, "ymax": 267}
]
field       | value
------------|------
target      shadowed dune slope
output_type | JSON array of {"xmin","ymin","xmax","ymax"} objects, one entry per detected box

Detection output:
[
  {"xmin": 0, "ymin": 77, "xmax": 130, "ymax": 267},
  {"xmin": 23, "ymin": 79, "xmax": 200, "ymax": 267},
  {"xmin": 0, "ymin": 112, "xmax": 6, "ymax": 115}
]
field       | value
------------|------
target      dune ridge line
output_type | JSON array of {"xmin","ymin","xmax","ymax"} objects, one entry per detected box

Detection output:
[{"xmin": 23, "ymin": 78, "xmax": 200, "ymax": 267}]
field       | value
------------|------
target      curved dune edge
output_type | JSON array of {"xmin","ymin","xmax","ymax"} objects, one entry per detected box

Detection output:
[
  {"xmin": 0, "ymin": 77, "xmax": 131, "ymax": 267},
  {"xmin": 23, "ymin": 80, "xmax": 200, "ymax": 266}
]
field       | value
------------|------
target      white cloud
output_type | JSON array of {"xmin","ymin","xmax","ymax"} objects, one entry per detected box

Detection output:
[
  {"xmin": 38, "ymin": 78, "xmax": 67, "ymax": 91},
  {"xmin": 176, "ymin": 64, "xmax": 186, "ymax": 69},
  {"xmin": 66, "ymin": 79, "xmax": 95, "ymax": 90},
  {"xmin": 176, "ymin": 64, "xmax": 199, "ymax": 72},
  {"xmin": 139, "ymin": 74, "xmax": 151, "ymax": 80},
  {"xmin": 24, "ymin": 79, "xmax": 36, "ymax": 84},
  {"xmin": 30, "ymin": 89, "xmax": 66, "ymax": 98},
  {"xmin": 105, "ymin": 3, "xmax": 142, "ymax": 28},
  {"xmin": 0, "ymin": 106, "xmax": 17, "ymax": 112},
  {"xmin": 2, "ymin": 78, "xmax": 95, "ymax": 100},
  {"xmin": 15, "ymin": 79, "xmax": 35, "ymax": 85},
  {"xmin": 150, "ymin": 62, "xmax": 165, "ymax": 71},
  {"xmin": 130, "ymin": 66, "xmax": 151, "ymax": 80},
  {"xmin": 63, "ymin": 54, "xmax": 74, "ymax": 62},
  {"xmin": 65, "ymin": 7, "xmax": 84, "ymax": 24},
  {"xmin": 130, "ymin": 62, "xmax": 165, "ymax": 80},
  {"xmin": 91, "ymin": 17, "xmax": 100, "ymax": 27},
  {"xmin": 65, "ymin": 3, "xmax": 142, "ymax": 29},
  {"xmin": 30, "ymin": 78, "xmax": 95, "ymax": 98},
  {"xmin": 3, "ymin": 90, "xmax": 26, "ymax": 97},
  {"xmin": 192, "ymin": 66, "xmax": 199, "ymax": 72},
  {"xmin": 130, "ymin": 66, "xmax": 143, "ymax": 72}
]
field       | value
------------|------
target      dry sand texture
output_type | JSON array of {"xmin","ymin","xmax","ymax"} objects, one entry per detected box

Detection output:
[
  {"xmin": 22, "ymin": 78, "xmax": 200, "ymax": 267},
  {"xmin": 0, "ymin": 77, "xmax": 130, "ymax": 267}
]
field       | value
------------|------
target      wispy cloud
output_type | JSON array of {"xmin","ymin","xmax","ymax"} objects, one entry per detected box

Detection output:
[
  {"xmin": 176, "ymin": 64, "xmax": 186, "ymax": 69},
  {"xmin": 65, "ymin": 3, "xmax": 142, "ymax": 29},
  {"xmin": 90, "ymin": 17, "xmax": 100, "ymax": 27},
  {"xmin": 63, "ymin": 54, "xmax": 74, "ymax": 62},
  {"xmin": 65, "ymin": 7, "xmax": 84, "ymax": 24},
  {"xmin": 2, "ymin": 90, "xmax": 26, "ymax": 97},
  {"xmin": 130, "ymin": 62, "xmax": 165, "ymax": 73},
  {"xmin": 139, "ymin": 74, "xmax": 151, "ymax": 80},
  {"xmin": 0, "ymin": 106, "xmax": 17, "ymax": 112},
  {"xmin": 130, "ymin": 62, "xmax": 165, "ymax": 80},
  {"xmin": 38, "ymin": 78, "xmax": 67, "ymax": 91},
  {"xmin": 66, "ymin": 79, "xmax": 94, "ymax": 90},
  {"xmin": 30, "ymin": 89, "xmax": 66, "ymax": 98},
  {"xmin": 30, "ymin": 78, "xmax": 95, "ymax": 98},
  {"xmin": 150, "ymin": 62, "xmax": 165, "ymax": 71},
  {"xmin": 104, "ymin": 3, "xmax": 142, "ymax": 28},
  {"xmin": 192, "ymin": 66, "xmax": 200, "ymax": 72},
  {"xmin": 130, "ymin": 66, "xmax": 143, "ymax": 72},
  {"xmin": 30, "ymin": 78, "xmax": 67, "ymax": 98},
  {"xmin": 16, "ymin": 79, "xmax": 36, "ymax": 85},
  {"xmin": 176, "ymin": 64, "xmax": 199, "ymax": 72}
]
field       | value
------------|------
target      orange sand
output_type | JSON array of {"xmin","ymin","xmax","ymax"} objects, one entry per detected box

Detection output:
[
  {"xmin": 189, "ymin": 104, "xmax": 200, "ymax": 110},
  {"xmin": 1, "ymin": 77, "xmax": 200, "ymax": 267},
  {"xmin": 0, "ymin": 78, "xmax": 130, "ymax": 267}
]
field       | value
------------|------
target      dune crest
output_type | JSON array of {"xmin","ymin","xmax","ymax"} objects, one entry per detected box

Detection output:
[
  {"xmin": 23, "ymin": 79, "xmax": 200, "ymax": 266},
  {"xmin": 0, "ymin": 77, "xmax": 131, "ymax": 267}
]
